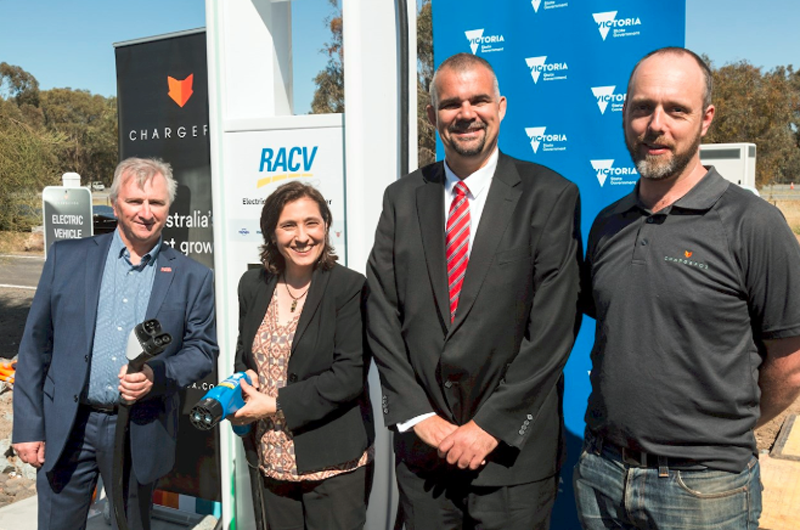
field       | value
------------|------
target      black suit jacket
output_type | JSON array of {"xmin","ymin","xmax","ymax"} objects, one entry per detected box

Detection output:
[
  {"xmin": 366, "ymin": 152, "xmax": 582, "ymax": 486},
  {"xmin": 234, "ymin": 263, "xmax": 374, "ymax": 473}
]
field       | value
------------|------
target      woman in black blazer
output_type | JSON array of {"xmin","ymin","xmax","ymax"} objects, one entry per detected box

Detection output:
[{"xmin": 231, "ymin": 181, "xmax": 374, "ymax": 530}]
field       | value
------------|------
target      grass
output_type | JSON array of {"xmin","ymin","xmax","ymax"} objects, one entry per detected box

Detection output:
[
  {"xmin": 773, "ymin": 200, "xmax": 800, "ymax": 235},
  {"xmin": 0, "ymin": 231, "xmax": 40, "ymax": 255}
]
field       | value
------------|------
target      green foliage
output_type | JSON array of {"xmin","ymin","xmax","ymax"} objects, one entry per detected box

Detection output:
[
  {"xmin": 417, "ymin": 0, "xmax": 436, "ymax": 167},
  {"xmin": 0, "ymin": 62, "xmax": 40, "ymax": 107},
  {"xmin": 40, "ymin": 88, "xmax": 118, "ymax": 184},
  {"xmin": 310, "ymin": 0, "xmax": 344, "ymax": 114},
  {"xmin": 0, "ymin": 109, "xmax": 63, "ymax": 230},
  {"xmin": 0, "ymin": 64, "xmax": 118, "ymax": 231},
  {"xmin": 705, "ymin": 60, "xmax": 800, "ymax": 187}
]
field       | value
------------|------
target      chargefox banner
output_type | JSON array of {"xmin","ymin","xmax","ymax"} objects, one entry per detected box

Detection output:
[{"xmin": 115, "ymin": 30, "xmax": 219, "ymax": 505}]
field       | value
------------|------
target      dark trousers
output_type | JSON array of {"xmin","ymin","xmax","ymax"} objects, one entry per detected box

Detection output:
[
  {"xmin": 36, "ymin": 406, "xmax": 156, "ymax": 530},
  {"xmin": 395, "ymin": 458, "xmax": 558, "ymax": 530},
  {"xmin": 255, "ymin": 463, "xmax": 373, "ymax": 530}
]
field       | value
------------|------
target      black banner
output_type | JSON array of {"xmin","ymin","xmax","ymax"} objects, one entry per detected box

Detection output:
[{"xmin": 115, "ymin": 30, "xmax": 219, "ymax": 502}]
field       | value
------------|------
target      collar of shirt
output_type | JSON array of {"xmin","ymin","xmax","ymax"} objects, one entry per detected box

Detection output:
[
  {"xmin": 443, "ymin": 148, "xmax": 498, "ymax": 204},
  {"xmin": 613, "ymin": 166, "xmax": 728, "ymax": 217},
  {"xmin": 112, "ymin": 230, "xmax": 162, "ymax": 270}
]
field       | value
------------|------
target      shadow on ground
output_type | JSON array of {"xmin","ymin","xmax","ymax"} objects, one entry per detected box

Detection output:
[{"xmin": 0, "ymin": 290, "xmax": 34, "ymax": 360}]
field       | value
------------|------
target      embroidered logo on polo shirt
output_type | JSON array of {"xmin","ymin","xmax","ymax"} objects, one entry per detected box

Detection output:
[{"xmin": 664, "ymin": 252, "xmax": 708, "ymax": 270}]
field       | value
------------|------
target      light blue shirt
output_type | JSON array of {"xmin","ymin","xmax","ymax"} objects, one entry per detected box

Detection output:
[{"xmin": 83, "ymin": 231, "xmax": 161, "ymax": 406}]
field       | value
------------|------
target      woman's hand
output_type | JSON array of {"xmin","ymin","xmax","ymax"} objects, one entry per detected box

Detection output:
[
  {"xmin": 244, "ymin": 369, "xmax": 259, "ymax": 389},
  {"xmin": 230, "ymin": 379, "xmax": 277, "ymax": 425}
]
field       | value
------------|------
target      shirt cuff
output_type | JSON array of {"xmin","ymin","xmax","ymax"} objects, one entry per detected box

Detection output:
[{"xmin": 396, "ymin": 412, "xmax": 436, "ymax": 433}]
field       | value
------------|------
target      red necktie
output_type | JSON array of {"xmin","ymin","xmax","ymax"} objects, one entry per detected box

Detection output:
[{"xmin": 446, "ymin": 181, "xmax": 470, "ymax": 322}]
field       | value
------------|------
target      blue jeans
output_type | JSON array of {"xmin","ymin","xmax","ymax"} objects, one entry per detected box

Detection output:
[{"xmin": 573, "ymin": 436, "xmax": 762, "ymax": 530}]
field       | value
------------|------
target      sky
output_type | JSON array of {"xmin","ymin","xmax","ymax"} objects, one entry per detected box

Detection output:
[{"xmin": 0, "ymin": 0, "xmax": 798, "ymax": 114}]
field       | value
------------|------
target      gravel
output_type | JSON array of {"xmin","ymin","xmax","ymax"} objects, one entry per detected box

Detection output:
[{"xmin": 0, "ymin": 287, "xmax": 37, "ymax": 508}]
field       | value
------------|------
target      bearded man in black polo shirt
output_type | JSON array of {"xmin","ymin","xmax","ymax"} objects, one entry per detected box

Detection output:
[{"xmin": 574, "ymin": 46, "xmax": 800, "ymax": 530}]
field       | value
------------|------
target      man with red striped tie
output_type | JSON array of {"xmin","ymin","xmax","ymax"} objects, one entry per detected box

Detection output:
[{"xmin": 367, "ymin": 52, "xmax": 582, "ymax": 530}]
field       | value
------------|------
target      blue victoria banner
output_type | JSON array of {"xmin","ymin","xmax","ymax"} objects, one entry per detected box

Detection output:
[{"xmin": 431, "ymin": 0, "xmax": 685, "ymax": 509}]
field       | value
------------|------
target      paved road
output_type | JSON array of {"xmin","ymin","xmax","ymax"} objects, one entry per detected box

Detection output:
[
  {"xmin": 761, "ymin": 185, "xmax": 800, "ymax": 202},
  {"xmin": 0, "ymin": 254, "xmax": 44, "ymax": 289}
]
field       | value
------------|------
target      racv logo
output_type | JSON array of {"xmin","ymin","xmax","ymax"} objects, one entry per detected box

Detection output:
[
  {"xmin": 590, "ymin": 159, "xmax": 638, "ymax": 187},
  {"xmin": 591, "ymin": 86, "xmax": 626, "ymax": 114},
  {"xmin": 257, "ymin": 145, "xmax": 318, "ymax": 188},
  {"xmin": 464, "ymin": 28, "xmax": 505, "ymax": 55},
  {"xmin": 525, "ymin": 56, "xmax": 568, "ymax": 84},
  {"xmin": 593, "ymin": 11, "xmax": 642, "ymax": 41},
  {"xmin": 525, "ymin": 126, "xmax": 567, "ymax": 154},
  {"xmin": 167, "ymin": 74, "xmax": 194, "ymax": 107}
]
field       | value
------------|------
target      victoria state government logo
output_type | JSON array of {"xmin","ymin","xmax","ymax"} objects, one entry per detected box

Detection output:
[
  {"xmin": 590, "ymin": 159, "xmax": 638, "ymax": 187},
  {"xmin": 531, "ymin": 0, "xmax": 569, "ymax": 13},
  {"xmin": 592, "ymin": 11, "xmax": 642, "ymax": 41},
  {"xmin": 464, "ymin": 29, "xmax": 505, "ymax": 55},
  {"xmin": 525, "ymin": 56, "xmax": 568, "ymax": 84},
  {"xmin": 525, "ymin": 127, "xmax": 567, "ymax": 155},
  {"xmin": 591, "ymin": 86, "xmax": 626, "ymax": 115}
]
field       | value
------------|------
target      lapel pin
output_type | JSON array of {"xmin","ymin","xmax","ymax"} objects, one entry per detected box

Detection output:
[{"xmin": 160, "ymin": 266, "xmax": 173, "ymax": 273}]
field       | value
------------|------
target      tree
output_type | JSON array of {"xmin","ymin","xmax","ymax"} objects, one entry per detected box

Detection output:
[
  {"xmin": 310, "ymin": 0, "xmax": 344, "ymax": 114},
  {"xmin": 705, "ymin": 60, "xmax": 800, "ymax": 186},
  {"xmin": 310, "ymin": 0, "xmax": 437, "ymax": 166},
  {"xmin": 0, "ymin": 112, "xmax": 64, "ymax": 231},
  {"xmin": 0, "ymin": 63, "xmax": 118, "ymax": 231},
  {"xmin": 39, "ymin": 88, "xmax": 118, "ymax": 185},
  {"xmin": 417, "ymin": 0, "xmax": 436, "ymax": 167},
  {"xmin": 0, "ymin": 62, "xmax": 40, "ymax": 108}
]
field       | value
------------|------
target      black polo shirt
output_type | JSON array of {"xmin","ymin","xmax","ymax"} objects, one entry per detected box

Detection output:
[{"xmin": 584, "ymin": 167, "xmax": 800, "ymax": 472}]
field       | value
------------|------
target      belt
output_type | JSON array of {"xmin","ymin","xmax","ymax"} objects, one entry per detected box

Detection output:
[
  {"xmin": 588, "ymin": 433, "xmax": 705, "ymax": 475},
  {"xmin": 83, "ymin": 403, "xmax": 119, "ymax": 414}
]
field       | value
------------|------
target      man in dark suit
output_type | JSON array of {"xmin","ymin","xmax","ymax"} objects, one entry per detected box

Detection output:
[
  {"xmin": 12, "ymin": 157, "xmax": 218, "ymax": 530},
  {"xmin": 366, "ymin": 53, "xmax": 582, "ymax": 529}
]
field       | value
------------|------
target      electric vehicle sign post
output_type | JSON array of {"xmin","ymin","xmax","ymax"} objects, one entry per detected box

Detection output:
[{"xmin": 42, "ymin": 186, "xmax": 93, "ymax": 258}]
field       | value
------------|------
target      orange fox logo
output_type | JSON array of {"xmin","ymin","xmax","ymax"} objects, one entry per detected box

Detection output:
[
  {"xmin": 167, "ymin": 74, "xmax": 194, "ymax": 107},
  {"xmin": 684, "ymin": 250, "xmax": 693, "ymax": 258}
]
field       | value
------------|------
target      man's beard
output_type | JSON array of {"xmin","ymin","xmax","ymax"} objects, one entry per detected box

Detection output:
[
  {"xmin": 626, "ymin": 129, "xmax": 701, "ymax": 181},
  {"xmin": 449, "ymin": 122, "xmax": 487, "ymax": 157}
]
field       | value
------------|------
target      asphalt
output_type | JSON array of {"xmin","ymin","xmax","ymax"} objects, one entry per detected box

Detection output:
[{"xmin": 0, "ymin": 254, "xmax": 43, "ymax": 290}]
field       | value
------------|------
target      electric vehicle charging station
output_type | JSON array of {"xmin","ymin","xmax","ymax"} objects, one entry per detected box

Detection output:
[{"xmin": 206, "ymin": 1, "xmax": 417, "ymax": 527}]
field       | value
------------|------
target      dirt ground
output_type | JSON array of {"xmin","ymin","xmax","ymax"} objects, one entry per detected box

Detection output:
[{"xmin": 0, "ymin": 287, "xmax": 38, "ymax": 508}]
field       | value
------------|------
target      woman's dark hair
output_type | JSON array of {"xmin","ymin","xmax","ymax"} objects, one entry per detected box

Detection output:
[{"xmin": 259, "ymin": 181, "xmax": 338, "ymax": 273}]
